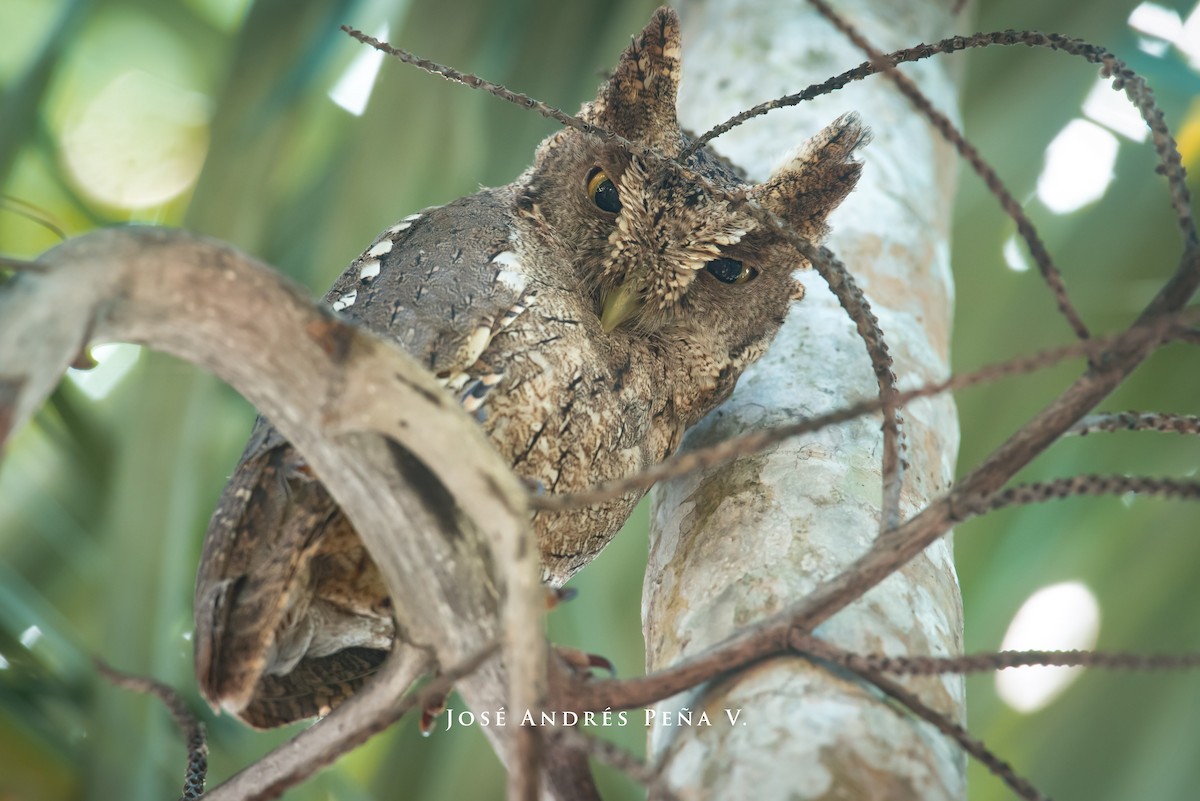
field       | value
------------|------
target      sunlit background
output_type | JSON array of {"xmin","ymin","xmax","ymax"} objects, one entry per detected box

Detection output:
[{"xmin": 2, "ymin": 1, "xmax": 1199, "ymax": 799}]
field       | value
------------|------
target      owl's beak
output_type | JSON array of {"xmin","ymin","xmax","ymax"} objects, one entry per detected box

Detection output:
[{"xmin": 599, "ymin": 281, "xmax": 642, "ymax": 332}]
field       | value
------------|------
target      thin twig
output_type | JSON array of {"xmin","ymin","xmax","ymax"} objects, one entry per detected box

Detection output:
[
  {"xmin": 805, "ymin": 244, "xmax": 904, "ymax": 532},
  {"xmin": 1, "ymin": 195, "xmax": 67, "ymax": 241},
  {"xmin": 965, "ymin": 474, "xmax": 1200, "ymax": 519},
  {"xmin": 1066, "ymin": 411, "xmax": 1200, "ymax": 437},
  {"xmin": 848, "ymin": 649, "xmax": 1200, "ymax": 675},
  {"xmin": 94, "ymin": 659, "xmax": 208, "ymax": 801},
  {"xmin": 740, "ymin": 222, "xmax": 907, "ymax": 534}
]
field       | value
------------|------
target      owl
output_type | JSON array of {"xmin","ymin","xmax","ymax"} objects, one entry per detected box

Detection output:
[{"xmin": 194, "ymin": 7, "xmax": 866, "ymax": 728}]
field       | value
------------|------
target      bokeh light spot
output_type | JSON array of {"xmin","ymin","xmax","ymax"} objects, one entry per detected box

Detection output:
[
  {"xmin": 183, "ymin": 0, "xmax": 254, "ymax": 31},
  {"xmin": 19, "ymin": 624, "xmax": 43, "ymax": 649},
  {"xmin": 1002, "ymin": 234, "xmax": 1030, "ymax": 273},
  {"xmin": 1036, "ymin": 119, "xmax": 1118, "ymax": 214},
  {"xmin": 996, "ymin": 581, "xmax": 1101, "ymax": 714},
  {"xmin": 67, "ymin": 344, "xmax": 142, "ymax": 401},
  {"xmin": 1082, "ymin": 78, "xmax": 1149, "ymax": 142},
  {"xmin": 61, "ymin": 70, "xmax": 209, "ymax": 209},
  {"xmin": 330, "ymin": 24, "xmax": 389, "ymax": 116}
]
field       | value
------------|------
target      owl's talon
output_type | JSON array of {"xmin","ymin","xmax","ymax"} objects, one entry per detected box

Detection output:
[
  {"xmin": 419, "ymin": 689, "xmax": 449, "ymax": 736},
  {"xmin": 556, "ymin": 647, "xmax": 616, "ymax": 678},
  {"xmin": 585, "ymin": 654, "xmax": 616, "ymax": 677},
  {"xmin": 71, "ymin": 348, "xmax": 98, "ymax": 370},
  {"xmin": 544, "ymin": 585, "xmax": 578, "ymax": 610}
]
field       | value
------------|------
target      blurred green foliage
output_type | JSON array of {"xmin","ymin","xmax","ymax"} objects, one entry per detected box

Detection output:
[{"xmin": 1, "ymin": 0, "xmax": 1198, "ymax": 799}]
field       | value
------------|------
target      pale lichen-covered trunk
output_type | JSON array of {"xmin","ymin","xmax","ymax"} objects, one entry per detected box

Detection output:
[{"xmin": 646, "ymin": 0, "xmax": 965, "ymax": 797}]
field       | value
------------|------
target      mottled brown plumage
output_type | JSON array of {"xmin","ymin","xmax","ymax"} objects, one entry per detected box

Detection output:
[{"xmin": 194, "ymin": 7, "xmax": 866, "ymax": 727}]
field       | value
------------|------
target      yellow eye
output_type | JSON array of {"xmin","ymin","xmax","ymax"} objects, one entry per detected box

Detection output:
[
  {"xmin": 587, "ymin": 168, "xmax": 622, "ymax": 213},
  {"xmin": 705, "ymin": 257, "xmax": 756, "ymax": 285}
]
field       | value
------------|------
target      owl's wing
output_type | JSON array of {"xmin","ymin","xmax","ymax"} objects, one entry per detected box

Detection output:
[
  {"xmin": 193, "ymin": 418, "xmax": 342, "ymax": 718},
  {"xmin": 195, "ymin": 187, "xmax": 530, "ymax": 725},
  {"xmin": 324, "ymin": 186, "xmax": 534, "ymax": 394}
]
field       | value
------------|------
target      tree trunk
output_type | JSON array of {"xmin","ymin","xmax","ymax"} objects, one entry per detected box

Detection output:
[{"xmin": 645, "ymin": 0, "xmax": 966, "ymax": 797}]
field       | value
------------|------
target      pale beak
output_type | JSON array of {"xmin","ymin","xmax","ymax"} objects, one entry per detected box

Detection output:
[{"xmin": 599, "ymin": 281, "xmax": 642, "ymax": 332}]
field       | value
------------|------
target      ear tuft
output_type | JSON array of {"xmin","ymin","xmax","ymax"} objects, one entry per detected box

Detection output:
[
  {"xmin": 751, "ymin": 113, "xmax": 870, "ymax": 241},
  {"xmin": 582, "ymin": 6, "xmax": 683, "ymax": 153}
]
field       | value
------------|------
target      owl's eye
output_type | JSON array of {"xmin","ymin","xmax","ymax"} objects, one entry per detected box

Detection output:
[
  {"xmin": 705, "ymin": 258, "xmax": 756, "ymax": 285},
  {"xmin": 587, "ymin": 168, "xmax": 622, "ymax": 214}
]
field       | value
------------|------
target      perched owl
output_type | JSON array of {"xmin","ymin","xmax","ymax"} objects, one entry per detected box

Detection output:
[{"xmin": 194, "ymin": 7, "xmax": 866, "ymax": 727}]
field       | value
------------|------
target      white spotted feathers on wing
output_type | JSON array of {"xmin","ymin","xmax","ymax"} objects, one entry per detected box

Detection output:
[
  {"xmin": 490, "ymin": 250, "xmax": 527, "ymax": 294},
  {"xmin": 366, "ymin": 240, "xmax": 392, "ymax": 258},
  {"xmin": 330, "ymin": 289, "xmax": 357, "ymax": 311},
  {"xmin": 318, "ymin": 189, "xmax": 534, "ymax": 421},
  {"xmin": 387, "ymin": 211, "xmax": 425, "ymax": 235}
]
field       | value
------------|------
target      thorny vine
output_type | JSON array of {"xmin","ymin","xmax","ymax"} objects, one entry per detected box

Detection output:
[{"xmin": 4, "ymin": 3, "xmax": 1200, "ymax": 800}]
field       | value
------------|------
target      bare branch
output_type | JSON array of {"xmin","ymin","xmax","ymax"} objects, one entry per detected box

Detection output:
[
  {"xmin": 559, "ymin": 623, "xmax": 783, "ymax": 713},
  {"xmin": 0, "ymin": 228, "xmax": 544, "ymax": 796},
  {"xmin": 340, "ymin": 26, "xmax": 655, "ymax": 163}
]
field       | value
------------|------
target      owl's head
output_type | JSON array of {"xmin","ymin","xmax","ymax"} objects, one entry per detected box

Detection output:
[{"xmin": 517, "ymin": 6, "xmax": 866, "ymax": 400}]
